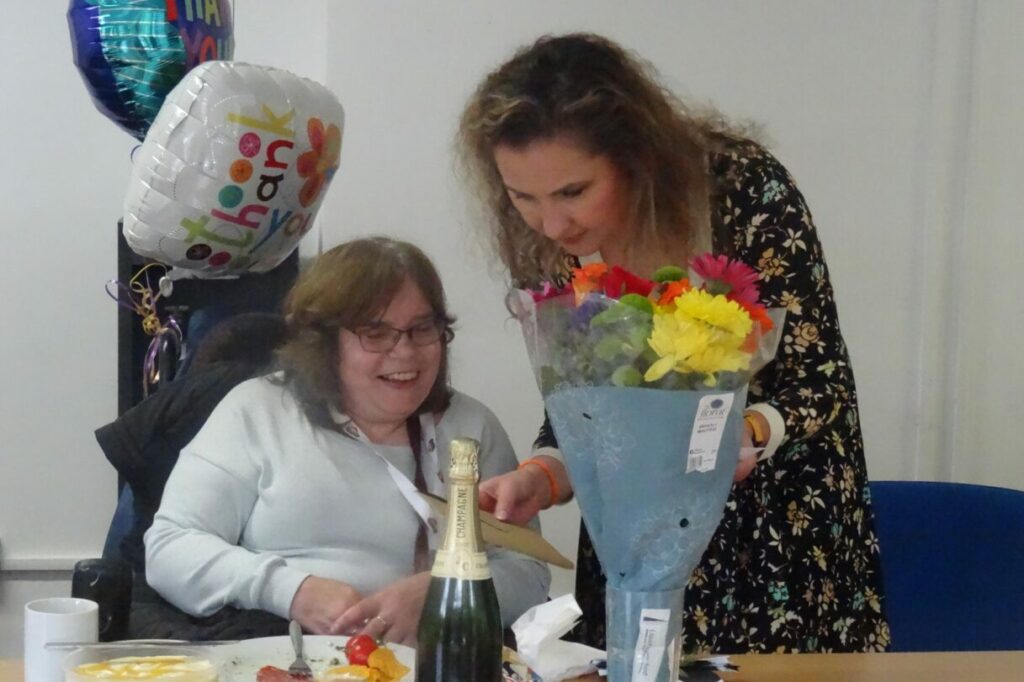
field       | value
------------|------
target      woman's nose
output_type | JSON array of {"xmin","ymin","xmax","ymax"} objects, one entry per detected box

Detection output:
[
  {"xmin": 539, "ymin": 205, "xmax": 571, "ymax": 240},
  {"xmin": 388, "ymin": 332, "xmax": 417, "ymax": 356}
]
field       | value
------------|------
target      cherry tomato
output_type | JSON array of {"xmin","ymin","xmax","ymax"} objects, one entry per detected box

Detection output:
[{"xmin": 344, "ymin": 634, "xmax": 379, "ymax": 666}]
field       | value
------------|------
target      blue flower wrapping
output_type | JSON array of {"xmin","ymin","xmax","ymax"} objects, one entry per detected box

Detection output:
[{"xmin": 546, "ymin": 384, "xmax": 745, "ymax": 592}]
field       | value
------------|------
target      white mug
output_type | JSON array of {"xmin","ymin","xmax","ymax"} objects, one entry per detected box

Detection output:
[{"xmin": 24, "ymin": 597, "xmax": 99, "ymax": 682}]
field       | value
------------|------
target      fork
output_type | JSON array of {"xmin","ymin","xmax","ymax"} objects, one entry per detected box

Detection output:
[{"xmin": 287, "ymin": 620, "xmax": 314, "ymax": 678}]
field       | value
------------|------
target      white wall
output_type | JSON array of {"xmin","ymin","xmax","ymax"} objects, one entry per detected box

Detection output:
[
  {"xmin": 316, "ymin": 0, "xmax": 1024, "ymax": 596},
  {"xmin": 0, "ymin": 0, "xmax": 127, "ymax": 653},
  {"xmin": 2, "ymin": 0, "xmax": 1021, "ymax": 656},
  {"xmin": 952, "ymin": 0, "xmax": 1024, "ymax": 485},
  {"xmin": 0, "ymin": 0, "xmax": 328, "ymax": 655}
]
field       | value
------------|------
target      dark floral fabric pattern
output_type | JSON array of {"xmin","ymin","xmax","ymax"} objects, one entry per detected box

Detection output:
[{"xmin": 562, "ymin": 142, "xmax": 890, "ymax": 653}]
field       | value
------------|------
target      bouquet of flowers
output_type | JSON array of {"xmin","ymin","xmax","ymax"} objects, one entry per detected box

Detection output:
[{"xmin": 509, "ymin": 254, "xmax": 783, "ymax": 682}]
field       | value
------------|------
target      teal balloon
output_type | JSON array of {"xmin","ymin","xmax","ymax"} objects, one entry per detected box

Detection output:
[{"xmin": 67, "ymin": 0, "xmax": 234, "ymax": 141}]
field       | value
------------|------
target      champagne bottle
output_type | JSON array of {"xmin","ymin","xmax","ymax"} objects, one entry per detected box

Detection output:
[{"xmin": 415, "ymin": 437, "xmax": 502, "ymax": 682}]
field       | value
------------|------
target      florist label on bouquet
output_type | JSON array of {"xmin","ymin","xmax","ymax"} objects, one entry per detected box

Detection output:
[
  {"xmin": 632, "ymin": 609, "xmax": 671, "ymax": 682},
  {"xmin": 686, "ymin": 394, "xmax": 735, "ymax": 473}
]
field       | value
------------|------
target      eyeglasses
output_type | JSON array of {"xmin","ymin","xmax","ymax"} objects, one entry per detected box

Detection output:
[{"xmin": 349, "ymin": 318, "xmax": 451, "ymax": 353}]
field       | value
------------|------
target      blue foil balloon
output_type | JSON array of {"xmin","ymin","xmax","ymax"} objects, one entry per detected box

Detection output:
[
  {"xmin": 167, "ymin": 0, "xmax": 235, "ymax": 71},
  {"xmin": 67, "ymin": 0, "xmax": 234, "ymax": 141}
]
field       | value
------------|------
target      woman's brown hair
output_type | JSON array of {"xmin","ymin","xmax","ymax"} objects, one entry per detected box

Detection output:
[
  {"xmin": 276, "ymin": 237, "xmax": 455, "ymax": 428},
  {"xmin": 457, "ymin": 32, "xmax": 748, "ymax": 286}
]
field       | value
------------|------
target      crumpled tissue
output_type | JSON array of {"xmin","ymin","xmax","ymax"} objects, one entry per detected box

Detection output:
[{"xmin": 512, "ymin": 594, "xmax": 604, "ymax": 681}]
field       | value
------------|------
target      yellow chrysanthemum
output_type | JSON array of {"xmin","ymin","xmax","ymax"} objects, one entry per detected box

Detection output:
[
  {"xmin": 674, "ymin": 289, "xmax": 753, "ymax": 337},
  {"xmin": 644, "ymin": 289, "xmax": 754, "ymax": 384}
]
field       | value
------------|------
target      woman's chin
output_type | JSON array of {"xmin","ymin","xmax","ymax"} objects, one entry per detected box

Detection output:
[
  {"xmin": 559, "ymin": 239, "xmax": 601, "ymax": 259},
  {"xmin": 377, "ymin": 379, "xmax": 431, "ymax": 411}
]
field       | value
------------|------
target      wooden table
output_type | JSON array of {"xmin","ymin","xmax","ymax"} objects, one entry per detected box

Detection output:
[
  {"xmin": 565, "ymin": 652, "xmax": 1024, "ymax": 682},
  {"xmin": 5, "ymin": 651, "xmax": 1024, "ymax": 681},
  {"xmin": 725, "ymin": 651, "xmax": 1024, "ymax": 681}
]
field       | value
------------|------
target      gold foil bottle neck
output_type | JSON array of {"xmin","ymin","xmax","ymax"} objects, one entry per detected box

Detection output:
[{"xmin": 448, "ymin": 437, "xmax": 480, "ymax": 480}]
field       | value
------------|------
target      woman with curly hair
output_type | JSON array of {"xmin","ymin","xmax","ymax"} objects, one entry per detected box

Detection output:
[{"xmin": 459, "ymin": 32, "xmax": 889, "ymax": 653}]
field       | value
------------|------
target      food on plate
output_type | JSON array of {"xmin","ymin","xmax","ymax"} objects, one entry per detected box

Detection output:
[
  {"xmin": 320, "ymin": 665, "xmax": 372, "ymax": 682},
  {"xmin": 322, "ymin": 647, "xmax": 409, "ymax": 682},
  {"xmin": 256, "ymin": 666, "xmax": 313, "ymax": 682},
  {"xmin": 343, "ymin": 635, "xmax": 378, "ymax": 666},
  {"xmin": 69, "ymin": 655, "xmax": 217, "ymax": 681},
  {"xmin": 253, "ymin": 639, "xmax": 409, "ymax": 682}
]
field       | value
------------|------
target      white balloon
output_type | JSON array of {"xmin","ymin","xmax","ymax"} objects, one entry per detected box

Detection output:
[{"xmin": 123, "ymin": 61, "xmax": 344, "ymax": 277}]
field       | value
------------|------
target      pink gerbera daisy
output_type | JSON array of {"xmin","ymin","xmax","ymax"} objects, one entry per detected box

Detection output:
[
  {"xmin": 690, "ymin": 253, "xmax": 761, "ymax": 304},
  {"xmin": 530, "ymin": 281, "xmax": 571, "ymax": 302}
]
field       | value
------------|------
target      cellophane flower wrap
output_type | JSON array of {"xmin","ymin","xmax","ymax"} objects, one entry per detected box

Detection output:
[{"xmin": 509, "ymin": 255, "xmax": 783, "ymax": 680}]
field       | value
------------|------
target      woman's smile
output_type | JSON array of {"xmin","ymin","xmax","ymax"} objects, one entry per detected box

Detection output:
[{"xmin": 379, "ymin": 370, "xmax": 421, "ymax": 385}]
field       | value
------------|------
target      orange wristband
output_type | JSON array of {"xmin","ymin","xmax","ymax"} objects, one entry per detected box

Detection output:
[
  {"xmin": 518, "ymin": 458, "xmax": 560, "ymax": 507},
  {"xmin": 744, "ymin": 413, "xmax": 768, "ymax": 448}
]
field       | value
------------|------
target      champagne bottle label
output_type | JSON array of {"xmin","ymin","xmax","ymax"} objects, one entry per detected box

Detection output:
[
  {"xmin": 430, "ymin": 548, "xmax": 491, "ymax": 580},
  {"xmin": 431, "ymin": 474, "xmax": 492, "ymax": 579}
]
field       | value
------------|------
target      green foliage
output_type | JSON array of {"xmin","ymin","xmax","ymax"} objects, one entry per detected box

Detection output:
[
  {"xmin": 619, "ymin": 293, "xmax": 654, "ymax": 315},
  {"xmin": 595, "ymin": 335, "xmax": 627, "ymax": 361},
  {"xmin": 652, "ymin": 265, "xmax": 686, "ymax": 283},
  {"xmin": 539, "ymin": 365, "xmax": 563, "ymax": 394},
  {"xmin": 533, "ymin": 293, "xmax": 656, "ymax": 393},
  {"xmin": 611, "ymin": 365, "xmax": 643, "ymax": 387}
]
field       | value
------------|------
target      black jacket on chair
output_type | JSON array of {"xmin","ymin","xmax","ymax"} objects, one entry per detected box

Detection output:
[
  {"xmin": 96, "ymin": 360, "xmax": 262, "ymax": 573},
  {"xmin": 93, "ymin": 361, "xmax": 288, "ymax": 640}
]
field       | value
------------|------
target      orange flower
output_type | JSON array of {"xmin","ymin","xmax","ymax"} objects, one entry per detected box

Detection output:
[
  {"xmin": 296, "ymin": 117, "xmax": 342, "ymax": 208},
  {"xmin": 657, "ymin": 278, "xmax": 691, "ymax": 306},
  {"xmin": 737, "ymin": 299, "xmax": 774, "ymax": 333},
  {"xmin": 571, "ymin": 263, "xmax": 609, "ymax": 304},
  {"xmin": 737, "ymin": 300, "xmax": 774, "ymax": 353}
]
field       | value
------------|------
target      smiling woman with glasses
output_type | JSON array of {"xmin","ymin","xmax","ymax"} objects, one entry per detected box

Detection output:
[{"xmin": 144, "ymin": 236, "xmax": 550, "ymax": 646}]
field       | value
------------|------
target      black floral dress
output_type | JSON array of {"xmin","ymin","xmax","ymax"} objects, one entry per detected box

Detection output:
[{"xmin": 547, "ymin": 142, "xmax": 890, "ymax": 653}]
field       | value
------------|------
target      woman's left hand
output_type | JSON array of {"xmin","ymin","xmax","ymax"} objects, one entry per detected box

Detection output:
[
  {"xmin": 479, "ymin": 467, "xmax": 550, "ymax": 525},
  {"xmin": 329, "ymin": 572, "xmax": 431, "ymax": 646}
]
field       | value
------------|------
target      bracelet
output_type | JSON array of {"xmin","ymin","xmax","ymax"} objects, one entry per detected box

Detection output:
[
  {"xmin": 518, "ymin": 458, "xmax": 560, "ymax": 508},
  {"xmin": 743, "ymin": 413, "xmax": 768, "ymax": 448}
]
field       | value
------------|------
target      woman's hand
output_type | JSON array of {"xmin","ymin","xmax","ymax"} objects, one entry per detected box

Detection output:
[
  {"xmin": 289, "ymin": 576, "xmax": 363, "ymax": 634},
  {"xmin": 480, "ymin": 455, "xmax": 571, "ymax": 525},
  {"xmin": 330, "ymin": 572, "xmax": 432, "ymax": 647},
  {"xmin": 478, "ymin": 466, "xmax": 551, "ymax": 524}
]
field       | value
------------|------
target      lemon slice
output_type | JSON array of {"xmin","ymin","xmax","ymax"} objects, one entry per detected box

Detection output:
[
  {"xmin": 72, "ymin": 655, "xmax": 217, "ymax": 681},
  {"xmin": 321, "ymin": 665, "xmax": 373, "ymax": 681}
]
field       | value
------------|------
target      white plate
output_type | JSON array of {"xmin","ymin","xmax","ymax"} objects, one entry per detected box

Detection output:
[{"xmin": 214, "ymin": 635, "xmax": 415, "ymax": 681}]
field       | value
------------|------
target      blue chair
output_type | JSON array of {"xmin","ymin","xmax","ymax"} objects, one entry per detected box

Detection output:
[{"xmin": 870, "ymin": 480, "xmax": 1024, "ymax": 651}]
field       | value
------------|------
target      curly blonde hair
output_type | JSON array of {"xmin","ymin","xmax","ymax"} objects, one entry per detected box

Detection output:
[
  {"xmin": 457, "ymin": 32, "xmax": 749, "ymax": 286},
  {"xmin": 276, "ymin": 237, "xmax": 455, "ymax": 428}
]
